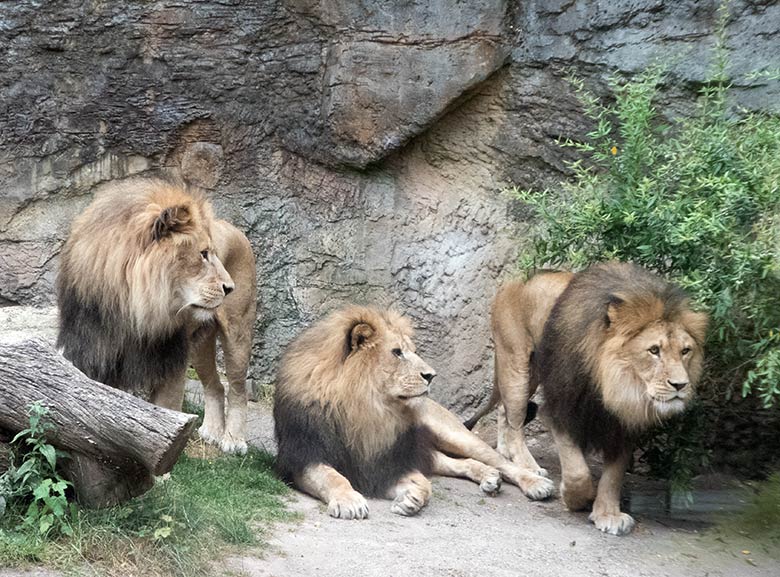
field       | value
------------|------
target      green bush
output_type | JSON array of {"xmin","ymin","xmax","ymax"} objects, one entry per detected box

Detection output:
[{"xmin": 511, "ymin": 38, "xmax": 780, "ymax": 409}]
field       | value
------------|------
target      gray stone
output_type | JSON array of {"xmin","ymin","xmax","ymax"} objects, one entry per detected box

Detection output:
[{"xmin": 0, "ymin": 0, "xmax": 778, "ymax": 414}]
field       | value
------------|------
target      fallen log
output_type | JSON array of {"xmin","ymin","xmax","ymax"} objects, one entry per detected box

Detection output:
[{"xmin": 0, "ymin": 338, "xmax": 197, "ymax": 506}]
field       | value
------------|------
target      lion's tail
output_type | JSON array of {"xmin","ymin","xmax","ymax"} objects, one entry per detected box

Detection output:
[{"xmin": 463, "ymin": 400, "xmax": 538, "ymax": 430}]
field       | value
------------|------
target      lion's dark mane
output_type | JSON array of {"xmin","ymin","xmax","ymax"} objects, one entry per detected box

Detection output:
[
  {"xmin": 536, "ymin": 262, "xmax": 691, "ymax": 460},
  {"xmin": 56, "ymin": 290, "xmax": 190, "ymax": 401},
  {"xmin": 273, "ymin": 393, "xmax": 433, "ymax": 498}
]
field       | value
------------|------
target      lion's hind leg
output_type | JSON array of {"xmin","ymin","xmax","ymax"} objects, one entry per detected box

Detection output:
[
  {"xmin": 296, "ymin": 463, "xmax": 369, "ymax": 520},
  {"xmin": 551, "ymin": 427, "xmax": 596, "ymax": 512},
  {"xmin": 416, "ymin": 398, "xmax": 554, "ymax": 501},
  {"xmin": 494, "ymin": 346, "xmax": 547, "ymax": 477},
  {"xmin": 388, "ymin": 470, "xmax": 432, "ymax": 517},
  {"xmin": 190, "ymin": 328, "xmax": 226, "ymax": 447},
  {"xmin": 432, "ymin": 451, "xmax": 501, "ymax": 496}
]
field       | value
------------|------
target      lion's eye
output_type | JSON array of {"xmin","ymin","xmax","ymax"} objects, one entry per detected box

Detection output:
[
  {"xmin": 392, "ymin": 348, "xmax": 403, "ymax": 358},
  {"xmin": 200, "ymin": 250, "xmax": 209, "ymax": 260},
  {"xmin": 681, "ymin": 347, "xmax": 691, "ymax": 356},
  {"xmin": 648, "ymin": 345, "xmax": 660, "ymax": 356}
]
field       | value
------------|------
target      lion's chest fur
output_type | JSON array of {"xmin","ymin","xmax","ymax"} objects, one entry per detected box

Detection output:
[
  {"xmin": 57, "ymin": 294, "xmax": 190, "ymax": 400},
  {"xmin": 273, "ymin": 392, "xmax": 433, "ymax": 497}
]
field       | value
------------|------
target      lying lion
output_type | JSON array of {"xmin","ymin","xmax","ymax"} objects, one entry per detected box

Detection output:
[
  {"xmin": 273, "ymin": 306, "xmax": 554, "ymax": 519},
  {"xmin": 57, "ymin": 177, "xmax": 256, "ymax": 453},
  {"xmin": 469, "ymin": 262, "xmax": 708, "ymax": 534}
]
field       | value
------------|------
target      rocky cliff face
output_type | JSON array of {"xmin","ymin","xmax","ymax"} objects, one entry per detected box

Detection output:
[{"xmin": 1, "ymin": 0, "xmax": 778, "ymax": 412}]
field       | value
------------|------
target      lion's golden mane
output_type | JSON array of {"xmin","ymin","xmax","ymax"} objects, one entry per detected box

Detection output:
[
  {"xmin": 276, "ymin": 306, "xmax": 417, "ymax": 460},
  {"xmin": 57, "ymin": 177, "xmax": 229, "ymax": 402}
]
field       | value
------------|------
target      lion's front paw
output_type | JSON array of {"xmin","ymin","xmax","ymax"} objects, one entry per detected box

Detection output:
[
  {"xmin": 589, "ymin": 511, "xmax": 635, "ymax": 536},
  {"xmin": 219, "ymin": 436, "xmax": 248, "ymax": 455},
  {"xmin": 198, "ymin": 424, "xmax": 223, "ymax": 445},
  {"xmin": 479, "ymin": 469, "xmax": 502, "ymax": 496},
  {"xmin": 390, "ymin": 490, "xmax": 428, "ymax": 517},
  {"xmin": 520, "ymin": 474, "xmax": 555, "ymax": 501},
  {"xmin": 328, "ymin": 490, "xmax": 369, "ymax": 520}
]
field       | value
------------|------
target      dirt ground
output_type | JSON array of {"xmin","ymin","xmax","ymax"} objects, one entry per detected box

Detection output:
[
  {"xmin": 0, "ymin": 300, "xmax": 776, "ymax": 577},
  {"xmin": 0, "ymin": 402, "xmax": 776, "ymax": 577},
  {"xmin": 230, "ymin": 401, "xmax": 777, "ymax": 577}
]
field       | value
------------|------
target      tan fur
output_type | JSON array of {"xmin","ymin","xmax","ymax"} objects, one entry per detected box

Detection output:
[
  {"xmin": 275, "ymin": 306, "xmax": 554, "ymax": 520},
  {"xmin": 469, "ymin": 272, "xmax": 573, "ymax": 473},
  {"xmin": 484, "ymin": 263, "xmax": 708, "ymax": 535},
  {"xmin": 190, "ymin": 219, "xmax": 257, "ymax": 454}
]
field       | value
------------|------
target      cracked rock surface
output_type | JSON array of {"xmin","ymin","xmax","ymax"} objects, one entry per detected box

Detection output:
[{"xmin": 1, "ymin": 0, "xmax": 778, "ymax": 412}]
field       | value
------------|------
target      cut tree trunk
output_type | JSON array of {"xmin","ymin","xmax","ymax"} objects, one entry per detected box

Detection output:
[{"xmin": 0, "ymin": 338, "xmax": 198, "ymax": 507}]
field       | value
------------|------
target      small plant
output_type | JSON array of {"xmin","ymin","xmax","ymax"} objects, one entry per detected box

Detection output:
[
  {"xmin": 1, "ymin": 444, "xmax": 292, "ymax": 576},
  {"xmin": 0, "ymin": 402, "xmax": 73, "ymax": 538}
]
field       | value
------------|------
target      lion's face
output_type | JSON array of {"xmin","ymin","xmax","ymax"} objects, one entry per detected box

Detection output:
[
  {"xmin": 620, "ymin": 321, "xmax": 700, "ymax": 417},
  {"xmin": 382, "ymin": 334, "xmax": 436, "ymax": 402},
  {"xmin": 145, "ymin": 203, "xmax": 235, "ymax": 324},
  {"xmin": 175, "ymin": 243, "xmax": 235, "ymax": 323},
  {"xmin": 598, "ymin": 300, "xmax": 707, "ymax": 428},
  {"xmin": 348, "ymin": 318, "xmax": 436, "ymax": 403}
]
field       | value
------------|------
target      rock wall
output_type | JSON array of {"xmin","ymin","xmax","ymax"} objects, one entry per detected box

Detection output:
[{"xmin": 1, "ymin": 0, "xmax": 778, "ymax": 413}]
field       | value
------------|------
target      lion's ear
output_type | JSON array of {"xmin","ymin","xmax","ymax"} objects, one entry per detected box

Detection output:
[
  {"xmin": 682, "ymin": 310, "xmax": 709, "ymax": 345},
  {"xmin": 605, "ymin": 295, "xmax": 624, "ymax": 327},
  {"xmin": 349, "ymin": 322, "xmax": 376, "ymax": 353},
  {"xmin": 152, "ymin": 205, "xmax": 192, "ymax": 241}
]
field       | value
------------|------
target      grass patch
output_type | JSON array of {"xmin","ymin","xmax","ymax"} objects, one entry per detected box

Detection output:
[
  {"xmin": 0, "ymin": 446, "xmax": 293, "ymax": 576},
  {"xmin": 182, "ymin": 397, "xmax": 205, "ymax": 428},
  {"xmin": 711, "ymin": 473, "xmax": 780, "ymax": 559}
]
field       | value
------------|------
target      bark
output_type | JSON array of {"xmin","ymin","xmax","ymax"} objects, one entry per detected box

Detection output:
[{"xmin": 0, "ymin": 338, "xmax": 197, "ymax": 506}]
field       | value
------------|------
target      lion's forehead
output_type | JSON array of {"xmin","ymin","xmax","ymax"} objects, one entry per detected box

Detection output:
[{"xmin": 634, "ymin": 321, "xmax": 696, "ymax": 348}]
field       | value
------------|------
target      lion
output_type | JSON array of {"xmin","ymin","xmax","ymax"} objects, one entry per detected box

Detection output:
[
  {"xmin": 57, "ymin": 177, "xmax": 257, "ymax": 454},
  {"xmin": 469, "ymin": 262, "xmax": 708, "ymax": 535},
  {"xmin": 273, "ymin": 305, "xmax": 554, "ymax": 520}
]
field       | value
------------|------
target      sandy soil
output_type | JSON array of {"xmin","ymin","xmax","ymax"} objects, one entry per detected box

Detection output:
[{"xmin": 224, "ymin": 402, "xmax": 777, "ymax": 577}]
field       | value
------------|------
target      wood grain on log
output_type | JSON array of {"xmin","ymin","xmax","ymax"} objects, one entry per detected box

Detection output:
[{"xmin": 0, "ymin": 338, "xmax": 197, "ymax": 476}]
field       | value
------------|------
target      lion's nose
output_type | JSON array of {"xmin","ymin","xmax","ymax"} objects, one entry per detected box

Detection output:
[
  {"xmin": 223, "ymin": 283, "xmax": 234, "ymax": 296},
  {"xmin": 668, "ymin": 380, "xmax": 688, "ymax": 391},
  {"xmin": 422, "ymin": 372, "xmax": 435, "ymax": 384}
]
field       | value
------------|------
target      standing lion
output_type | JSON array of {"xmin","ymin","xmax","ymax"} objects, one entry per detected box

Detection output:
[
  {"xmin": 57, "ymin": 177, "xmax": 256, "ymax": 453},
  {"xmin": 470, "ymin": 262, "xmax": 708, "ymax": 534},
  {"xmin": 274, "ymin": 306, "xmax": 554, "ymax": 520}
]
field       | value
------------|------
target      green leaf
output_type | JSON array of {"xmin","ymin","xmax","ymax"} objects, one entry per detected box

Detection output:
[
  {"xmin": 38, "ymin": 514, "xmax": 53, "ymax": 535},
  {"xmin": 154, "ymin": 526, "xmax": 172, "ymax": 540},
  {"xmin": 33, "ymin": 478, "xmax": 53, "ymax": 500},
  {"xmin": 14, "ymin": 459, "xmax": 36, "ymax": 479},
  {"xmin": 39, "ymin": 444, "xmax": 57, "ymax": 471}
]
